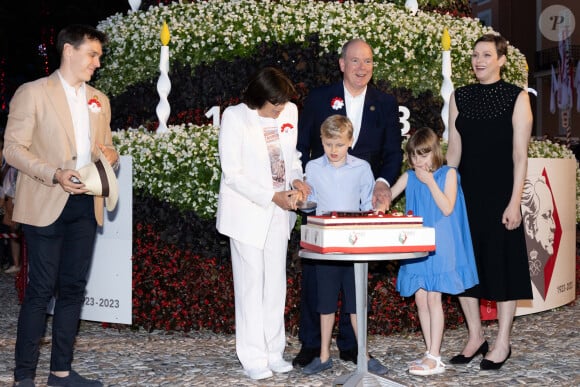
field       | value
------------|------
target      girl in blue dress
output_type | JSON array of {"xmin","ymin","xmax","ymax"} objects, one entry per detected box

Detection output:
[{"xmin": 390, "ymin": 127, "xmax": 478, "ymax": 376}]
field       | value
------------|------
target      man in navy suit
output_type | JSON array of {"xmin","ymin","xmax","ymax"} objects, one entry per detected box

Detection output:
[{"xmin": 294, "ymin": 39, "xmax": 402, "ymax": 368}]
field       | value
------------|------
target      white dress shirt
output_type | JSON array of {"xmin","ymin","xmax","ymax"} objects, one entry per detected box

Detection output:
[
  {"xmin": 58, "ymin": 71, "xmax": 92, "ymax": 169},
  {"xmin": 343, "ymin": 84, "xmax": 367, "ymax": 148}
]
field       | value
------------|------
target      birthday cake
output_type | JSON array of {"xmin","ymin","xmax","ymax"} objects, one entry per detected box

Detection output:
[{"xmin": 300, "ymin": 211, "xmax": 435, "ymax": 254}]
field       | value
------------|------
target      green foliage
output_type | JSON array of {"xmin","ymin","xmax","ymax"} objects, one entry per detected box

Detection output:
[{"xmin": 96, "ymin": 0, "xmax": 527, "ymax": 97}]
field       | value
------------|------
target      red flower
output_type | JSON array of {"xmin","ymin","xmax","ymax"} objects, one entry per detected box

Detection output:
[
  {"xmin": 129, "ymin": 214, "xmax": 463, "ymax": 335},
  {"xmin": 331, "ymin": 97, "xmax": 344, "ymax": 110},
  {"xmin": 280, "ymin": 123, "xmax": 294, "ymax": 133},
  {"xmin": 88, "ymin": 96, "xmax": 102, "ymax": 113}
]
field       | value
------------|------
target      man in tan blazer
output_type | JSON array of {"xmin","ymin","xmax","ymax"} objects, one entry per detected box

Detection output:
[{"xmin": 4, "ymin": 24, "xmax": 118, "ymax": 387}]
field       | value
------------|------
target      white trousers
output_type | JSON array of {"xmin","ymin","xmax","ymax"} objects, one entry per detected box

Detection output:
[{"xmin": 230, "ymin": 207, "xmax": 288, "ymax": 371}]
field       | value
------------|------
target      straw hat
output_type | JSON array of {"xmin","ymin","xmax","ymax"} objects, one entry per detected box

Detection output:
[{"xmin": 78, "ymin": 153, "xmax": 119, "ymax": 211}]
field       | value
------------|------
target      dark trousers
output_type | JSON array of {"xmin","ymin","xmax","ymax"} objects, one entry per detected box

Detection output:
[
  {"xmin": 298, "ymin": 259, "xmax": 357, "ymax": 350},
  {"xmin": 14, "ymin": 195, "xmax": 97, "ymax": 381}
]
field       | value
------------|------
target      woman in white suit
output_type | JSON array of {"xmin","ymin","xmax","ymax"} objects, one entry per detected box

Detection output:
[{"xmin": 216, "ymin": 67, "xmax": 309, "ymax": 380}]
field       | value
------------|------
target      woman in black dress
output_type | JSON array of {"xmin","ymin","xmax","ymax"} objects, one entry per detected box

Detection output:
[{"xmin": 446, "ymin": 33, "xmax": 533, "ymax": 370}]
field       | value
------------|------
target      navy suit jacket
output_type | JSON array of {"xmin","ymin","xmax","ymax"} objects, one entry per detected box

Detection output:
[{"xmin": 297, "ymin": 82, "xmax": 402, "ymax": 185}]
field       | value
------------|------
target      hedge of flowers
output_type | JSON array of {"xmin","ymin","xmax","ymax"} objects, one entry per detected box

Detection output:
[
  {"xmin": 132, "ymin": 222, "xmax": 235, "ymax": 332},
  {"xmin": 114, "ymin": 124, "xmax": 220, "ymax": 216},
  {"xmin": 129, "ymin": 190, "xmax": 465, "ymax": 334},
  {"xmin": 114, "ymin": 128, "xmax": 580, "ymax": 223},
  {"xmin": 95, "ymin": 0, "xmax": 527, "ymax": 98}
]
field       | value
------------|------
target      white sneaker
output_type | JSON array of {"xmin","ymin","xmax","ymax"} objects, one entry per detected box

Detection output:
[
  {"xmin": 4, "ymin": 266, "xmax": 20, "ymax": 274},
  {"xmin": 269, "ymin": 358, "xmax": 293, "ymax": 373},
  {"xmin": 245, "ymin": 367, "xmax": 273, "ymax": 380}
]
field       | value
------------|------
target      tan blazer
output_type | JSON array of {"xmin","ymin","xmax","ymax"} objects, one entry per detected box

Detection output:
[{"xmin": 4, "ymin": 71, "xmax": 117, "ymax": 227}]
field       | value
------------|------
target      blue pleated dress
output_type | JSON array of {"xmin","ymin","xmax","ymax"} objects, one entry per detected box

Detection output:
[{"xmin": 396, "ymin": 165, "xmax": 479, "ymax": 297}]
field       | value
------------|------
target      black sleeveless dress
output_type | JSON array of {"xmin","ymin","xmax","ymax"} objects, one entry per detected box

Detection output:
[{"xmin": 454, "ymin": 80, "xmax": 532, "ymax": 301}]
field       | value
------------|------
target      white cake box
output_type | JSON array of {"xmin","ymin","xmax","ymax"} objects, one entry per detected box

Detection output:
[{"xmin": 300, "ymin": 223, "xmax": 435, "ymax": 254}]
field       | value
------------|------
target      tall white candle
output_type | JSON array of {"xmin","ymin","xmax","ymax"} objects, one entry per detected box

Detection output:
[
  {"xmin": 440, "ymin": 28, "xmax": 454, "ymax": 141},
  {"xmin": 156, "ymin": 21, "xmax": 171, "ymax": 134},
  {"xmin": 128, "ymin": 0, "xmax": 141, "ymax": 12}
]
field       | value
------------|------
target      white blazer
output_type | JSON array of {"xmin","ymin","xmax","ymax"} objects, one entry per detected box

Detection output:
[{"xmin": 216, "ymin": 102, "xmax": 303, "ymax": 248}]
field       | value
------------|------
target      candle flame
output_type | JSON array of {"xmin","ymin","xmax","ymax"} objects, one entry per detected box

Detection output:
[
  {"xmin": 160, "ymin": 21, "xmax": 170, "ymax": 46},
  {"xmin": 441, "ymin": 28, "xmax": 451, "ymax": 51}
]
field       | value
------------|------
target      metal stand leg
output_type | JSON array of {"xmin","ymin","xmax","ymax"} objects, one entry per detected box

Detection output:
[{"xmin": 332, "ymin": 262, "xmax": 405, "ymax": 387}]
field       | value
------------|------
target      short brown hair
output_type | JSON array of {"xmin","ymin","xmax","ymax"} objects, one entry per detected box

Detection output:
[
  {"xmin": 320, "ymin": 115, "xmax": 353, "ymax": 140},
  {"xmin": 405, "ymin": 127, "xmax": 444, "ymax": 170},
  {"xmin": 474, "ymin": 33, "xmax": 508, "ymax": 58},
  {"xmin": 56, "ymin": 24, "xmax": 107, "ymax": 59}
]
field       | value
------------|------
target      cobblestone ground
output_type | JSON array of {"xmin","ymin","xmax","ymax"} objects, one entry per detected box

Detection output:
[{"xmin": 1, "ymin": 271, "xmax": 578, "ymax": 386}]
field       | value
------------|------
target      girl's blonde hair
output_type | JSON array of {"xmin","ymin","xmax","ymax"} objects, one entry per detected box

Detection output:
[{"xmin": 405, "ymin": 127, "xmax": 445, "ymax": 170}]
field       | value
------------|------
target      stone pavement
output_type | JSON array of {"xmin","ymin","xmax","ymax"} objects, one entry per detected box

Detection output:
[{"xmin": 0, "ymin": 271, "xmax": 578, "ymax": 387}]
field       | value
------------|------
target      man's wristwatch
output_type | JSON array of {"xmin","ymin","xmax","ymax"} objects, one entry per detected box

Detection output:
[{"xmin": 52, "ymin": 168, "xmax": 62, "ymax": 184}]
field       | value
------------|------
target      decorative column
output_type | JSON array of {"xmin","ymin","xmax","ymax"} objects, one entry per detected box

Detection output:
[
  {"xmin": 156, "ymin": 21, "xmax": 171, "ymax": 134},
  {"xmin": 440, "ymin": 27, "xmax": 454, "ymax": 141}
]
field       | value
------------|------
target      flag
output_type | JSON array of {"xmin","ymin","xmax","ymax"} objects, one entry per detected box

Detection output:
[
  {"xmin": 557, "ymin": 29, "xmax": 573, "ymax": 110},
  {"xmin": 550, "ymin": 65, "xmax": 557, "ymax": 114},
  {"xmin": 575, "ymin": 60, "xmax": 580, "ymax": 112}
]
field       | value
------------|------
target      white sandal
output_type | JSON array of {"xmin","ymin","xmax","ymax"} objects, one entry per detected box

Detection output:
[
  {"xmin": 407, "ymin": 351, "xmax": 429, "ymax": 366},
  {"xmin": 409, "ymin": 353, "xmax": 446, "ymax": 376}
]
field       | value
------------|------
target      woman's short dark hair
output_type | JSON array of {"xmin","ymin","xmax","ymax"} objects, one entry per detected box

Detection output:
[
  {"xmin": 474, "ymin": 33, "xmax": 508, "ymax": 58},
  {"xmin": 56, "ymin": 24, "xmax": 107, "ymax": 58},
  {"xmin": 243, "ymin": 67, "xmax": 296, "ymax": 110}
]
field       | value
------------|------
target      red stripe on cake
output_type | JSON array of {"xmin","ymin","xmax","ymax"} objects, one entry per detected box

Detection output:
[
  {"xmin": 307, "ymin": 221, "xmax": 422, "ymax": 227},
  {"xmin": 300, "ymin": 241, "xmax": 435, "ymax": 254}
]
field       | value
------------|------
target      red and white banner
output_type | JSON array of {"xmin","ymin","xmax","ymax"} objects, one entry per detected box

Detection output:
[{"xmin": 481, "ymin": 158, "xmax": 577, "ymax": 319}]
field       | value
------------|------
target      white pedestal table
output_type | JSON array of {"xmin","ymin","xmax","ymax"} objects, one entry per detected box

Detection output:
[{"xmin": 298, "ymin": 249, "xmax": 428, "ymax": 387}]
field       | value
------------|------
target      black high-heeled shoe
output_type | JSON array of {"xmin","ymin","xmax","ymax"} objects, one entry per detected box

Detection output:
[
  {"xmin": 480, "ymin": 346, "xmax": 511, "ymax": 370},
  {"xmin": 449, "ymin": 340, "xmax": 489, "ymax": 364}
]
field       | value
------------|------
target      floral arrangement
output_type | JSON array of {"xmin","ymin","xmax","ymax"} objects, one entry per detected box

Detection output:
[
  {"xmin": 113, "ymin": 124, "xmax": 220, "ymax": 218},
  {"xmin": 132, "ymin": 222, "xmax": 235, "ymax": 332},
  {"xmin": 114, "ymin": 126, "xmax": 580, "ymax": 223},
  {"xmin": 95, "ymin": 0, "xmax": 527, "ymax": 97},
  {"xmin": 528, "ymin": 138, "xmax": 577, "ymax": 159},
  {"xmin": 129, "ymin": 194, "xmax": 464, "ymax": 334}
]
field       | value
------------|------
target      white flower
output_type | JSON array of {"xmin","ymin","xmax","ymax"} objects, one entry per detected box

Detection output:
[
  {"xmin": 113, "ymin": 124, "xmax": 221, "ymax": 219},
  {"xmin": 95, "ymin": 0, "xmax": 527, "ymax": 97}
]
